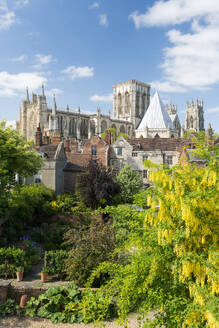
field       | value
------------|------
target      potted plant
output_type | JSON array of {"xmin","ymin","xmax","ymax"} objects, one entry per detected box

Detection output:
[
  {"xmin": 16, "ymin": 266, "xmax": 24, "ymax": 282},
  {"xmin": 41, "ymin": 266, "xmax": 48, "ymax": 283}
]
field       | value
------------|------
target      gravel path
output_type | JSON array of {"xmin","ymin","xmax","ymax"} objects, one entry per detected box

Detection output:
[{"xmin": 0, "ymin": 313, "xmax": 141, "ymax": 328}]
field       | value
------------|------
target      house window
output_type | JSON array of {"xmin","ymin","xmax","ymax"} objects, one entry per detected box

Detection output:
[
  {"xmin": 143, "ymin": 155, "xmax": 148, "ymax": 162},
  {"xmin": 91, "ymin": 145, "xmax": 97, "ymax": 156},
  {"xmin": 142, "ymin": 170, "xmax": 148, "ymax": 179},
  {"xmin": 167, "ymin": 156, "xmax": 173, "ymax": 165},
  {"xmin": 117, "ymin": 147, "xmax": 122, "ymax": 155},
  {"xmin": 132, "ymin": 152, "xmax": 138, "ymax": 157},
  {"xmin": 34, "ymin": 174, "xmax": 42, "ymax": 184}
]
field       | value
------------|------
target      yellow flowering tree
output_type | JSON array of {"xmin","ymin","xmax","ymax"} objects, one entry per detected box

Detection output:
[{"xmin": 144, "ymin": 144, "xmax": 218, "ymax": 327}]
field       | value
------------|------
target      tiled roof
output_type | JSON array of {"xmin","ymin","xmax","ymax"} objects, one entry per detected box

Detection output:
[
  {"xmin": 34, "ymin": 144, "xmax": 58, "ymax": 159},
  {"xmin": 137, "ymin": 91, "xmax": 175, "ymax": 130},
  {"xmin": 127, "ymin": 138, "xmax": 188, "ymax": 151}
]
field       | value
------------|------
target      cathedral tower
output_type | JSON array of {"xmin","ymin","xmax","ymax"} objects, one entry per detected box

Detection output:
[
  {"xmin": 113, "ymin": 80, "xmax": 150, "ymax": 128},
  {"xmin": 185, "ymin": 99, "xmax": 204, "ymax": 132}
]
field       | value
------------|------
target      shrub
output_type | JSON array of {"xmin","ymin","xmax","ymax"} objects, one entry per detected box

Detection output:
[
  {"xmin": 8, "ymin": 184, "xmax": 55, "ymax": 226},
  {"xmin": 54, "ymin": 193, "xmax": 79, "ymax": 213},
  {"xmin": 0, "ymin": 299, "xmax": 19, "ymax": 317},
  {"xmin": 44, "ymin": 250, "xmax": 68, "ymax": 277},
  {"xmin": 76, "ymin": 161, "xmax": 120, "ymax": 209},
  {"xmin": 116, "ymin": 164, "xmax": 143, "ymax": 203},
  {"xmin": 25, "ymin": 283, "xmax": 83, "ymax": 323},
  {"xmin": 64, "ymin": 220, "xmax": 116, "ymax": 286},
  {"xmin": 0, "ymin": 247, "xmax": 25, "ymax": 278}
]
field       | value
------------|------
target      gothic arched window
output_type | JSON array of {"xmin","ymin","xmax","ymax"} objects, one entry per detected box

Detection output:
[
  {"xmin": 120, "ymin": 125, "xmax": 125, "ymax": 134},
  {"xmin": 101, "ymin": 120, "xmax": 107, "ymax": 133},
  {"xmin": 190, "ymin": 116, "xmax": 193, "ymax": 129},
  {"xmin": 142, "ymin": 93, "xmax": 146, "ymax": 114},
  {"xmin": 125, "ymin": 92, "xmax": 130, "ymax": 114},
  {"xmin": 127, "ymin": 126, "xmax": 131, "ymax": 136},
  {"xmin": 111, "ymin": 124, "xmax": 117, "ymax": 134},
  {"xmin": 118, "ymin": 93, "xmax": 122, "ymax": 115},
  {"xmin": 136, "ymin": 91, "xmax": 140, "ymax": 117}
]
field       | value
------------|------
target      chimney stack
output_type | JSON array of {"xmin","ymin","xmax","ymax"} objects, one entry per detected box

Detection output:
[{"xmin": 35, "ymin": 124, "xmax": 42, "ymax": 147}]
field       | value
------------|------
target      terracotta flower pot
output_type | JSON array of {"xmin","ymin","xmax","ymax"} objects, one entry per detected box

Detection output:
[
  {"xmin": 16, "ymin": 271, "xmax": 23, "ymax": 282},
  {"xmin": 41, "ymin": 272, "xmax": 48, "ymax": 283},
  {"xmin": 20, "ymin": 294, "xmax": 28, "ymax": 308}
]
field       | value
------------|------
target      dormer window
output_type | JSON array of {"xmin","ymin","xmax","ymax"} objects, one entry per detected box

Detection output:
[
  {"xmin": 117, "ymin": 147, "xmax": 122, "ymax": 155},
  {"xmin": 91, "ymin": 145, "xmax": 97, "ymax": 156}
]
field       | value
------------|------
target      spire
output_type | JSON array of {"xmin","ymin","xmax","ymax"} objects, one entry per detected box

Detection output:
[
  {"xmin": 42, "ymin": 83, "xmax": 45, "ymax": 97},
  {"xmin": 67, "ymin": 104, "xmax": 69, "ymax": 112},
  {"xmin": 26, "ymin": 87, "xmax": 29, "ymax": 102},
  {"xmin": 52, "ymin": 94, "xmax": 57, "ymax": 115}
]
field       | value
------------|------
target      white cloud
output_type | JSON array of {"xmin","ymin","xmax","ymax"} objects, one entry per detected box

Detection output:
[
  {"xmin": 14, "ymin": 0, "xmax": 29, "ymax": 9},
  {"xmin": 89, "ymin": 2, "xmax": 99, "ymax": 9},
  {"xmin": 11, "ymin": 54, "xmax": 27, "ymax": 62},
  {"xmin": 129, "ymin": 0, "xmax": 219, "ymax": 28},
  {"xmin": 206, "ymin": 107, "xmax": 219, "ymax": 113},
  {"xmin": 99, "ymin": 14, "xmax": 108, "ymax": 27},
  {"xmin": 130, "ymin": 0, "xmax": 219, "ymax": 92},
  {"xmin": 151, "ymin": 81, "xmax": 186, "ymax": 93},
  {"xmin": 33, "ymin": 54, "xmax": 54, "ymax": 69},
  {"xmin": 0, "ymin": 0, "xmax": 16, "ymax": 30},
  {"xmin": 90, "ymin": 93, "xmax": 113, "ymax": 102},
  {"xmin": 47, "ymin": 88, "xmax": 63, "ymax": 97},
  {"xmin": 61, "ymin": 65, "xmax": 94, "ymax": 79},
  {"xmin": 0, "ymin": 71, "xmax": 47, "ymax": 98}
]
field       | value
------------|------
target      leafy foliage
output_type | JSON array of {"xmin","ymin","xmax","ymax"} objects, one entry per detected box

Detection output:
[
  {"xmin": 2, "ymin": 185, "xmax": 56, "ymax": 243},
  {"xmin": 79, "ymin": 141, "xmax": 218, "ymax": 327},
  {"xmin": 101, "ymin": 127, "xmax": 117, "ymax": 142},
  {"xmin": 0, "ymin": 299, "xmax": 20, "ymax": 317},
  {"xmin": 44, "ymin": 250, "xmax": 68, "ymax": 277},
  {"xmin": 64, "ymin": 220, "xmax": 116, "ymax": 286},
  {"xmin": 52, "ymin": 193, "xmax": 79, "ymax": 213},
  {"xmin": 0, "ymin": 247, "xmax": 25, "ymax": 278},
  {"xmin": 25, "ymin": 283, "xmax": 83, "ymax": 323},
  {"xmin": 77, "ymin": 160, "xmax": 120, "ymax": 209},
  {"xmin": 0, "ymin": 121, "xmax": 43, "ymax": 217},
  {"xmin": 101, "ymin": 128, "xmax": 129, "ymax": 142},
  {"xmin": 8, "ymin": 184, "xmax": 55, "ymax": 225},
  {"xmin": 116, "ymin": 164, "xmax": 143, "ymax": 203}
]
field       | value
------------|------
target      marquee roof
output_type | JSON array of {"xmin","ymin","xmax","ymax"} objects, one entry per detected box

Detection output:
[{"xmin": 137, "ymin": 91, "xmax": 175, "ymax": 130}]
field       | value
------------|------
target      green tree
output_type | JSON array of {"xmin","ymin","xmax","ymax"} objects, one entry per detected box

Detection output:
[
  {"xmin": 64, "ymin": 220, "xmax": 115, "ymax": 286},
  {"xmin": 82, "ymin": 141, "xmax": 219, "ymax": 327},
  {"xmin": 116, "ymin": 164, "xmax": 143, "ymax": 203},
  {"xmin": 101, "ymin": 128, "xmax": 129, "ymax": 142},
  {"xmin": 0, "ymin": 121, "xmax": 43, "ymax": 216},
  {"xmin": 76, "ymin": 160, "xmax": 120, "ymax": 209}
]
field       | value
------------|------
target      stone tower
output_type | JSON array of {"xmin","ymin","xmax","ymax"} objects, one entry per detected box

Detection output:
[
  {"xmin": 17, "ymin": 84, "xmax": 49, "ymax": 141},
  {"xmin": 185, "ymin": 99, "xmax": 204, "ymax": 132},
  {"xmin": 113, "ymin": 80, "xmax": 150, "ymax": 128}
]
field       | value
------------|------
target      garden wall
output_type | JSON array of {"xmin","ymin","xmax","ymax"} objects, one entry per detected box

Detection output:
[{"xmin": 0, "ymin": 280, "xmax": 96, "ymax": 304}]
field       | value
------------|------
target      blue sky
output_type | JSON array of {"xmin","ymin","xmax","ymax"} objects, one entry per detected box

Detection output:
[{"xmin": 0, "ymin": 0, "xmax": 219, "ymax": 132}]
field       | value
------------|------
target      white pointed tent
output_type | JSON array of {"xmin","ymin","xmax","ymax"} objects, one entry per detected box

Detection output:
[
  {"xmin": 138, "ymin": 91, "xmax": 174, "ymax": 130},
  {"xmin": 136, "ymin": 91, "xmax": 177, "ymax": 138}
]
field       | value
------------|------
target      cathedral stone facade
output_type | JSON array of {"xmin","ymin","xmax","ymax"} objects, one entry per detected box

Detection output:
[
  {"xmin": 184, "ymin": 99, "xmax": 204, "ymax": 132},
  {"xmin": 16, "ymin": 84, "xmax": 133, "ymax": 142},
  {"xmin": 113, "ymin": 80, "xmax": 151, "ymax": 127},
  {"xmin": 16, "ymin": 80, "xmax": 205, "ymax": 142}
]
